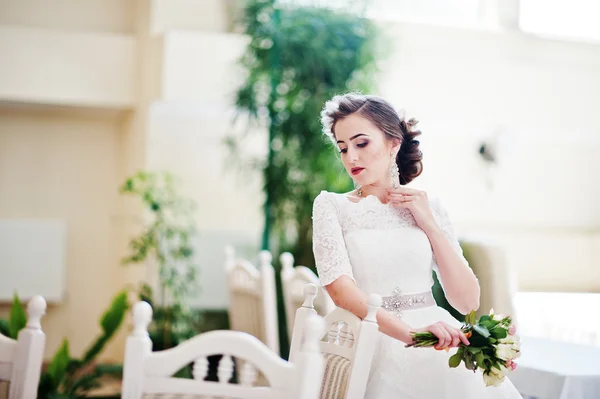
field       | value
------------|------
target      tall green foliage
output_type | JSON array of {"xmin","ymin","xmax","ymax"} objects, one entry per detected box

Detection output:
[
  {"xmin": 233, "ymin": 0, "xmax": 379, "ymax": 265},
  {"xmin": 120, "ymin": 171, "xmax": 200, "ymax": 351}
]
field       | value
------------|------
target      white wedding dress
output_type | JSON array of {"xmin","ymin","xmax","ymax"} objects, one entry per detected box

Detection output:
[{"xmin": 312, "ymin": 190, "xmax": 523, "ymax": 398}]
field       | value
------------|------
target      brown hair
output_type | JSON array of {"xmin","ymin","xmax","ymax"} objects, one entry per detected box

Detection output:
[{"xmin": 320, "ymin": 93, "xmax": 423, "ymax": 185}]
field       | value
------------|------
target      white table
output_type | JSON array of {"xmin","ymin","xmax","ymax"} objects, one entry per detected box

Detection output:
[{"xmin": 510, "ymin": 337, "xmax": 600, "ymax": 399}]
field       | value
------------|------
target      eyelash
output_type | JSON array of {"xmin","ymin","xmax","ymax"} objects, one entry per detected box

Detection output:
[{"xmin": 339, "ymin": 142, "xmax": 368, "ymax": 154}]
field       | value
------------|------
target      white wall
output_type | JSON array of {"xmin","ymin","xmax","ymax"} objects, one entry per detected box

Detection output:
[
  {"xmin": 150, "ymin": 0, "xmax": 232, "ymax": 34},
  {"xmin": 376, "ymin": 22, "xmax": 600, "ymax": 291}
]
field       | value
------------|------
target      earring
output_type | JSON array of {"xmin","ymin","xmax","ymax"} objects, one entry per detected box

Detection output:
[{"xmin": 390, "ymin": 157, "xmax": 400, "ymax": 189}]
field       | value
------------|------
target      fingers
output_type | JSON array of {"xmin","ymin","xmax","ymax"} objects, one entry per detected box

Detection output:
[
  {"xmin": 389, "ymin": 195, "xmax": 414, "ymax": 204},
  {"xmin": 459, "ymin": 330, "xmax": 471, "ymax": 346},
  {"xmin": 448, "ymin": 328, "xmax": 460, "ymax": 348},
  {"xmin": 387, "ymin": 187, "xmax": 427, "ymax": 197},
  {"xmin": 430, "ymin": 322, "xmax": 469, "ymax": 349},
  {"xmin": 431, "ymin": 323, "xmax": 451, "ymax": 349}
]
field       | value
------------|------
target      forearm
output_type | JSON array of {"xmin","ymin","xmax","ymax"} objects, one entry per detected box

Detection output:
[
  {"xmin": 325, "ymin": 276, "xmax": 413, "ymax": 344},
  {"xmin": 426, "ymin": 227, "xmax": 480, "ymax": 314}
]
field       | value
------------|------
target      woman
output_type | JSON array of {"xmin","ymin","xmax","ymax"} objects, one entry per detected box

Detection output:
[{"xmin": 313, "ymin": 93, "xmax": 522, "ymax": 397}]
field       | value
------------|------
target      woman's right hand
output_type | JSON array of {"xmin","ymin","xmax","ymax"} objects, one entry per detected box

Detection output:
[{"xmin": 412, "ymin": 321, "xmax": 470, "ymax": 349}]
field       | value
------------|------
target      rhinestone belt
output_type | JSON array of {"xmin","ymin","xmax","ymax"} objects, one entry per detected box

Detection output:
[{"xmin": 381, "ymin": 289, "xmax": 436, "ymax": 318}]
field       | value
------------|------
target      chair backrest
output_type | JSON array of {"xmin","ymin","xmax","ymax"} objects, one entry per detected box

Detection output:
[
  {"xmin": 289, "ymin": 284, "xmax": 381, "ymax": 399},
  {"xmin": 0, "ymin": 296, "xmax": 46, "ymax": 399},
  {"xmin": 224, "ymin": 246, "xmax": 279, "ymax": 355},
  {"xmin": 460, "ymin": 238, "xmax": 517, "ymax": 319},
  {"xmin": 280, "ymin": 252, "xmax": 335, "ymax": 339},
  {"xmin": 122, "ymin": 301, "xmax": 326, "ymax": 399}
]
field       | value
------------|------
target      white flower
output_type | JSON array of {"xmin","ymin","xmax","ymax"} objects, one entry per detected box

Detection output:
[
  {"xmin": 489, "ymin": 308, "xmax": 506, "ymax": 321},
  {"xmin": 483, "ymin": 365, "xmax": 509, "ymax": 387},
  {"xmin": 496, "ymin": 343, "xmax": 520, "ymax": 361},
  {"xmin": 483, "ymin": 371, "xmax": 504, "ymax": 387},
  {"xmin": 499, "ymin": 335, "xmax": 521, "ymax": 351}
]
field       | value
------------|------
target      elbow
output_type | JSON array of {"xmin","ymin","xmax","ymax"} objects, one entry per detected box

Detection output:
[
  {"xmin": 459, "ymin": 288, "xmax": 480, "ymax": 315},
  {"xmin": 458, "ymin": 297, "xmax": 480, "ymax": 315},
  {"xmin": 449, "ymin": 283, "xmax": 480, "ymax": 315},
  {"xmin": 326, "ymin": 282, "xmax": 349, "ymax": 309},
  {"xmin": 452, "ymin": 299, "xmax": 479, "ymax": 316}
]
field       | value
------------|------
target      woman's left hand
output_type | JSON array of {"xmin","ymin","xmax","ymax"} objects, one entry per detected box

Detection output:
[{"xmin": 386, "ymin": 187, "xmax": 439, "ymax": 233}]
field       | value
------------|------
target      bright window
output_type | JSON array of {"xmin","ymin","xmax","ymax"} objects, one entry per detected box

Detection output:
[{"xmin": 519, "ymin": 0, "xmax": 600, "ymax": 43}]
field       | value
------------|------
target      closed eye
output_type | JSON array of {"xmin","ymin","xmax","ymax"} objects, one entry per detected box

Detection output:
[
  {"xmin": 357, "ymin": 142, "xmax": 368, "ymax": 148},
  {"xmin": 339, "ymin": 148, "xmax": 348, "ymax": 154}
]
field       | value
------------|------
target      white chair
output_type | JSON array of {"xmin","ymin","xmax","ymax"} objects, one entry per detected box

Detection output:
[
  {"xmin": 122, "ymin": 301, "xmax": 326, "ymax": 399},
  {"xmin": 289, "ymin": 284, "xmax": 381, "ymax": 399},
  {"xmin": 0, "ymin": 296, "xmax": 47, "ymax": 399},
  {"xmin": 280, "ymin": 252, "xmax": 335, "ymax": 340},
  {"xmin": 459, "ymin": 238, "xmax": 517, "ymax": 319},
  {"xmin": 224, "ymin": 246, "xmax": 279, "ymax": 354}
]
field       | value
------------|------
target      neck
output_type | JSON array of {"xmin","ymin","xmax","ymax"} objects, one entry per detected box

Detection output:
[{"xmin": 359, "ymin": 180, "xmax": 391, "ymax": 201}]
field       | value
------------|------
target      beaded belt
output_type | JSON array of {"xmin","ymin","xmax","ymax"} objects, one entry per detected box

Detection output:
[{"xmin": 381, "ymin": 289, "xmax": 436, "ymax": 318}]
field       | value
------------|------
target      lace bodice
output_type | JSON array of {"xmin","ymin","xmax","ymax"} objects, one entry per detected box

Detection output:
[{"xmin": 311, "ymin": 190, "xmax": 468, "ymax": 296}]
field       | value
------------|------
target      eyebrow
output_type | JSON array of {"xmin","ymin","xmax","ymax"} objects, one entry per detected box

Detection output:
[{"xmin": 336, "ymin": 133, "xmax": 368, "ymax": 144}]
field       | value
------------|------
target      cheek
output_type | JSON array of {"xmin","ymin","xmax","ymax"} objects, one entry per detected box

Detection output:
[{"xmin": 363, "ymin": 145, "xmax": 386, "ymax": 165}]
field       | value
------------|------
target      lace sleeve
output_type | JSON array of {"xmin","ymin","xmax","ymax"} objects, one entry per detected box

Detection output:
[
  {"xmin": 312, "ymin": 192, "xmax": 355, "ymax": 287},
  {"xmin": 430, "ymin": 196, "xmax": 470, "ymax": 287}
]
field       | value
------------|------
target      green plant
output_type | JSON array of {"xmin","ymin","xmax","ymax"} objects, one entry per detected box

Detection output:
[
  {"xmin": 0, "ymin": 291, "xmax": 128, "ymax": 398},
  {"xmin": 120, "ymin": 171, "xmax": 201, "ymax": 352},
  {"xmin": 231, "ymin": 0, "xmax": 379, "ymax": 265},
  {"xmin": 39, "ymin": 290, "xmax": 128, "ymax": 398},
  {"xmin": 0, "ymin": 293, "xmax": 27, "ymax": 339}
]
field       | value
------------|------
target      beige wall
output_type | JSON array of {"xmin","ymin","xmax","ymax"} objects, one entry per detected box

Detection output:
[
  {"xmin": 0, "ymin": 106, "xmax": 129, "ymax": 361},
  {"xmin": 0, "ymin": 26, "xmax": 136, "ymax": 107},
  {"xmin": 0, "ymin": 0, "xmax": 135, "ymax": 34}
]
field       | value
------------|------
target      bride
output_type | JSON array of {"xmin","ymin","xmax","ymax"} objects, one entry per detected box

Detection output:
[{"xmin": 313, "ymin": 93, "xmax": 522, "ymax": 397}]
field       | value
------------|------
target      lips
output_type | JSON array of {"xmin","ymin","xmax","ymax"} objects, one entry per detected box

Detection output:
[{"xmin": 351, "ymin": 167, "xmax": 364, "ymax": 175}]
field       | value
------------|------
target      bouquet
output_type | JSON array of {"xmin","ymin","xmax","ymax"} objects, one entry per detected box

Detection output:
[{"xmin": 406, "ymin": 309, "xmax": 521, "ymax": 387}]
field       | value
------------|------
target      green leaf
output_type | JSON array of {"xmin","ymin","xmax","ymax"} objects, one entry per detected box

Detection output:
[
  {"xmin": 491, "ymin": 327, "xmax": 508, "ymax": 339},
  {"xmin": 82, "ymin": 291, "xmax": 129, "ymax": 364},
  {"xmin": 47, "ymin": 339, "xmax": 71, "ymax": 386},
  {"xmin": 466, "ymin": 346, "xmax": 482, "ymax": 354},
  {"xmin": 479, "ymin": 319, "xmax": 497, "ymax": 329},
  {"xmin": 100, "ymin": 291, "xmax": 128, "ymax": 336},
  {"xmin": 94, "ymin": 363, "xmax": 124, "ymax": 378},
  {"xmin": 69, "ymin": 372, "xmax": 102, "ymax": 395},
  {"xmin": 8, "ymin": 292, "xmax": 27, "ymax": 339},
  {"xmin": 472, "ymin": 324, "xmax": 491, "ymax": 338},
  {"xmin": 464, "ymin": 352, "xmax": 476, "ymax": 371},
  {"xmin": 0, "ymin": 318, "xmax": 9, "ymax": 336},
  {"xmin": 475, "ymin": 351, "xmax": 486, "ymax": 366},
  {"xmin": 466, "ymin": 310, "xmax": 477, "ymax": 325},
  {"xmin": 448, "ymin": 352, "xmax": 462, "ymax": 368}
]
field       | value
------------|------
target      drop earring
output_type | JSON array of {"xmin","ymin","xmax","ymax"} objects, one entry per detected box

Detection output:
[{"xmin": 390, "ymin": 155, "xmax": 400, "ymax": 189}]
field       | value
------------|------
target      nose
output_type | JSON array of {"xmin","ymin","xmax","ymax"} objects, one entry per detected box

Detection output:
[{"xmin": 346, "ymin": 147, "xmax": 358, "ymax": 163}]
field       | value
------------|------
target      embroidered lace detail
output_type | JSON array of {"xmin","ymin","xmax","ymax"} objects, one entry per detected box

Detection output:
[
  {"xmin": 341, "ymin": 195, "xmax": 417, "ymax": 234},
  {"xmin": 312, "ymin": 192, "xmax": 355, "ymax": 286}
]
